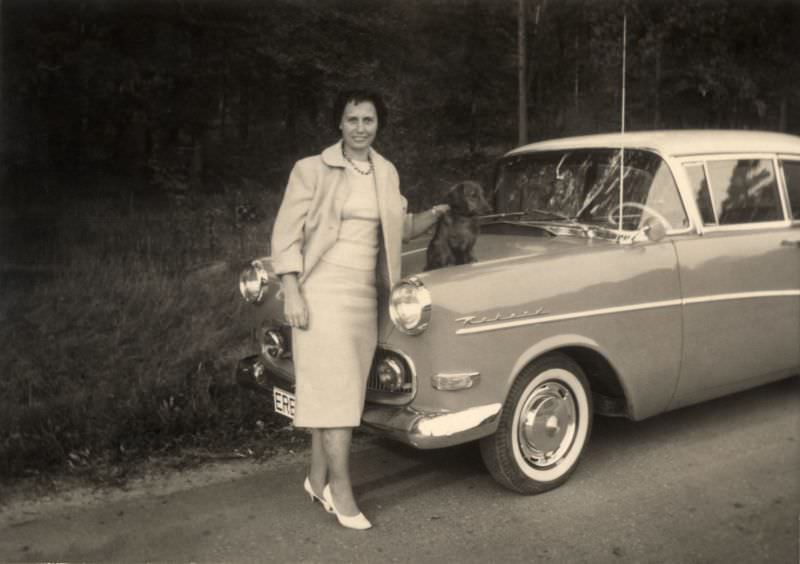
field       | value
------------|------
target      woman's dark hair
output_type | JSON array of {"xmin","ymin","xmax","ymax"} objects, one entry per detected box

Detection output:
[{"xmin": 331, "ymin": 89, "xmax": 389, "ymax": 134}]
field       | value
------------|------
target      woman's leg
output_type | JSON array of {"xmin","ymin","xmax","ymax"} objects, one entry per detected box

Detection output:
[
  {"xmin": 322, "ymin": 427, "xmax": 361, "ymax": 516},
  {"xmin": 308, "ymin": 428, "xmax": 327, "ymax": 495}
]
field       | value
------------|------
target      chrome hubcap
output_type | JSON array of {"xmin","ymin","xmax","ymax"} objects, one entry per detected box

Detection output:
[{"xmin": 517, "ymin": 381, "xmax": 577, "ymax": 468}]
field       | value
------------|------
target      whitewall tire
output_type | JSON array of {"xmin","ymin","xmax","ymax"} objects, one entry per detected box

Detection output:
[{"xmin": 480, "ymin": 353, "xmax": 593, "ymax": 494}]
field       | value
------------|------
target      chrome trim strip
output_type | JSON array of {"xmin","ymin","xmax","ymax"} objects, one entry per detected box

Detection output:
[
  {"xmin": 682, "ymin": 290, "xmax": 800, "ymax": 305},
  {"xmin": 456, "ymin": 289, "xmax": 800, "ymax": 335},
  {"xmin": 700, "ymin": 220, "xmax": 792, "ymax": 232},
  {"xmin": 774, "ymin": 156, "xmax": 792, "ymax": 221},
  {"xmin": 456, "ymin": 299, "xmax": 683, "ymax": 335}
]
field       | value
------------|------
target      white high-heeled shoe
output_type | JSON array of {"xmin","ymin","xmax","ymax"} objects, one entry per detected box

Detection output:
[
  {"xmin": 322, "ymin": 484, "xmax": 372, "ymax": 530},
  {"xmin": 304, "ymin": 477, "xmax": 334, "ymax": 513}
]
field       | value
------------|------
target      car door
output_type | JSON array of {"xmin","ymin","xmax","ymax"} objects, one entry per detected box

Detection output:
[{"xmin": 671, "ymin": 154, "xmax": 800, "ymax": 407}]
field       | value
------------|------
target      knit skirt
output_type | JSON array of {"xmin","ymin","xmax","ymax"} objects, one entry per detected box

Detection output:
[{"xmin": 291, "ymin": 258, "xmax": 378, "ymax": 428}]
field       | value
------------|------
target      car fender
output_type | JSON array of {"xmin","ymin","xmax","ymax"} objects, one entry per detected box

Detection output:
[{"xmin": 504, "ymin": 333, "xmax": 635, "ymax": 414}]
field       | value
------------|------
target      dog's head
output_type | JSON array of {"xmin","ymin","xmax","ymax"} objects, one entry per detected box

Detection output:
[{"xmin": 444, "ymin": 181, "xmax": 492, "ymax": 216}]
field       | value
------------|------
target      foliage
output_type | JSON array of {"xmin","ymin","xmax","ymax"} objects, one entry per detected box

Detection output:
[
  {"xmin": 0, "ymin": 192, "xmax": 280, "ymax": 478},
  {"xmin": 4, "ymin": 0, "xmax": 796, "ymax": 207}
]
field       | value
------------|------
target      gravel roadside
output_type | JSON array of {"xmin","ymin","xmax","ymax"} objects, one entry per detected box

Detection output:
[{"xmin": 0, "ymin": 433, "xmax": 376, "ymax": 528}]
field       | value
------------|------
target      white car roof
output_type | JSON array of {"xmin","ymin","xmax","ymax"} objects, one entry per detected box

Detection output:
[{"xmin": 508, "ymin": 130, "xmax": 800, "ymax": 158}]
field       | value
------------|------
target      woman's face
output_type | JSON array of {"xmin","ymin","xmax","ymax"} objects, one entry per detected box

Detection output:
[{"xmin": 339, "ymin": 100, "xmax": 378, "ymax": 155}]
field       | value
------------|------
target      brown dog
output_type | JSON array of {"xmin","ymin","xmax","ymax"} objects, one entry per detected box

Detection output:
[{"xmin": 425, "ymin": 181, "xmax": 492, "ymax": 271}]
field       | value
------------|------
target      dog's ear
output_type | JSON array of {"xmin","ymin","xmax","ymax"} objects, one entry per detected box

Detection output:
[{"xmin": 445, "ymin": 182, "xmax": 467, "ymax": 212}]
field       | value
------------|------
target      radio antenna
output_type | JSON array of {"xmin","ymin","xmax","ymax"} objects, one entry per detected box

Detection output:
[{"xmin": 618, "ymin": 10, "xmax": 627, "ymax": 236}]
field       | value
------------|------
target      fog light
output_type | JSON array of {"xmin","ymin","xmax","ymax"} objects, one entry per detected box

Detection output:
[
  {"xmin": 261, "ymin": 329, "xmax": 286, "ymax": 359},
  {"xmin": 377, "ymin": 358, "xmax": 406, "ymax": 392}
]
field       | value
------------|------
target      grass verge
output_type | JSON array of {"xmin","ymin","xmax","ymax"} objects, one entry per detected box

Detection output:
[{"xmin": 0, "ymin": 188, "xmax": 291, "ymax": 483}]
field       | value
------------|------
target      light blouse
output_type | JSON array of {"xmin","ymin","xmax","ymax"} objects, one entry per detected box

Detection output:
[{"xmin": 320, "ymin": 164, "xmax": 380, "ymax": 271}]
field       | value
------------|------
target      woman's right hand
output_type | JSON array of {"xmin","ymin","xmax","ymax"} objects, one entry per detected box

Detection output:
[{"xmin": 280, "ymin": 274, "xmax": 308, "ymax": 329}]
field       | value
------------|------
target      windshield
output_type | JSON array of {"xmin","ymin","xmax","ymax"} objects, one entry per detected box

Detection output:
[{"xmin": 493, "ymin": 149, "xmax": 689, "ymax": 231}]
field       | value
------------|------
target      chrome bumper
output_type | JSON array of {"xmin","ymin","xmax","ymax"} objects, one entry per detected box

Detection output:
[
  {"xmin": 236, "ymin": 354, "xmax": 502, "ymax": 449},
  {"xmin": 360, "ymin": 402, "xmax": 502, "ymax": 449}
]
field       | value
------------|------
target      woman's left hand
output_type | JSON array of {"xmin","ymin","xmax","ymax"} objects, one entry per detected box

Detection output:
[
  {"xmin": 432, "ymin": 204, "xmax": 450, "ymax": 217},
  {"xmin": 409, "ymin": 203, "xmax": 450, "ymax": 238}
]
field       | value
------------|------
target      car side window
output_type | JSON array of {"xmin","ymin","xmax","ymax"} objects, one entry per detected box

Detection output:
[
  {"xmin": 643, "ymin": 162, "xmax": 690, "ymax": 229},
  {"xmin": 684, "ymin": 163, "xmax": 717, "ymax": 225},
  {"xmin": 706, "ymin": 159, "xmax": 783, "ymax": 225},
  {"xmin": 781, "ymin": 160, "xmax": 800, "ymax": 220}
]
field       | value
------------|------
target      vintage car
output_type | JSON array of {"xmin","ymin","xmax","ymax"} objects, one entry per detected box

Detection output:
[{"xmin": 237, "ymin": 130, "xmax": 800, "ymax": 494}]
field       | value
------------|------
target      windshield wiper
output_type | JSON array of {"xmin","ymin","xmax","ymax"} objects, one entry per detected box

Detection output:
[
  {"xmin": 481, "ymin": 211, "xmax": 526, "ymax": 221},
  {"xmin": 524, "ymin": 208, "xmax": 575, "ymax": 222}
]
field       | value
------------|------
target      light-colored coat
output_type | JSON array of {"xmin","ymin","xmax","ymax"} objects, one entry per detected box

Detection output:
[{"xmin": 271, "ymin": 141, "xmax": 412, "ymax": 288}]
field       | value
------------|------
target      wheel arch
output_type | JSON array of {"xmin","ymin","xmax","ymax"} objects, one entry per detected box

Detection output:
[{"xmin": 506, "ymin": 335, "xmax": 633, "ymax": 419}]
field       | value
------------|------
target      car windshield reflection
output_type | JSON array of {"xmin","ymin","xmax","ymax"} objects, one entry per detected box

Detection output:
[{"xmin": 493, "ymin": 148, "xmax": 690, "ymax": 236}]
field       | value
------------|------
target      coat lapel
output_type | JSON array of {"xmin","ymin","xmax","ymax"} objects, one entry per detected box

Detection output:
[
  {"xmin": 371, "ymin": 148, "xmax": 401, "ymax": 286},
  {"xmin": 321, "ymin": 142, "xmax": 350, "ymax": 219}
]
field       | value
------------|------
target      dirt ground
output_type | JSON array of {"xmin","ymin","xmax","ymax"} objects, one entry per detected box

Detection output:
[
  {"xmin": 0, "ymin": 455, "xmax": 293, "ymax": 529},
  {"xmin": 0, "ymin": 434, "xmax": 380, "ymax": 529}
]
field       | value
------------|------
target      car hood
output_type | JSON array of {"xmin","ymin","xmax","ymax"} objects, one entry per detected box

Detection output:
[{"xmin": 400, "ymin": 222, "xmax": 614, "ymax": 277}]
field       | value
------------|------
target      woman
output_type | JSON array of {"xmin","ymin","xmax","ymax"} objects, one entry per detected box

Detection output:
[{"xmin": 271, "ymin": 89, "xmax": 447, "ymax": 530}]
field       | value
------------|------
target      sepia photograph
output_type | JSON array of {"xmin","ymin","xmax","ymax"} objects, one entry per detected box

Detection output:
[{"xmin": 1, "ymin": 0, "xmax": 798, "ymax": 561}]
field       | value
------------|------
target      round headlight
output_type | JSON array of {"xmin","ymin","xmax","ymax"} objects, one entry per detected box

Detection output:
[
  {"xmin": 389, "ymin": 277, "xmax": 431, "ymax": 335},
  {"xmin": 239, "ymin": 260, "xmax": 270, "ymax": 303}
]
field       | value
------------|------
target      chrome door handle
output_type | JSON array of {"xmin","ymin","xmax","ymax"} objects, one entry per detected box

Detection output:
[{"xmin": 781, "ymin": 240, "xmax": 800, "ymax": 248}]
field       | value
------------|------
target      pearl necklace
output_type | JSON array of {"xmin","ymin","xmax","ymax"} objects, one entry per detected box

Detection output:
[{"xmin": 342, "ymin": 146, "xmax": 373, "ymax": 175}]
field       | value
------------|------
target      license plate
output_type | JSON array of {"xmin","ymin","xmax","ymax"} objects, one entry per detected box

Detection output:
[{"xmin": 273, "ymin": 387, "xmax": 296, "ymax": 419}]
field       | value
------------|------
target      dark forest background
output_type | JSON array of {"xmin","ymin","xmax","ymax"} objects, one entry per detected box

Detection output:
[
  {"xmin": 1, "ymin": 0, "xmax": 798, "ymax": 481},
  {"xmin": 3, "ymin": 0, "xmax": 799, "ymax": 208}
]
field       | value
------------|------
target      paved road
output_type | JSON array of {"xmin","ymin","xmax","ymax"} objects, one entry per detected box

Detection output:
[{"xmin": 1, "ymin": 377, "xmax": 798, "ymax": 563}]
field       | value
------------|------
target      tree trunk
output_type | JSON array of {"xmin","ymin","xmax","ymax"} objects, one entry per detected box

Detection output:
[
  {"xmin": 779, "ymin": 94, "xmax": 788, "ymax": 132},
  {"xmin": 525, "ymin": 1, "xmax": 544, "ymax": 93},
  {"xmin": 469, "ymin": 96, "xmax": 478, "ymax": 155},
  {"xmin": 518, "ymin": 0, "xmax": 528, "ymax": 145},
  {"xmin": 653, "ymin": 39, "xmax": 662, "ymax": 129},
  {"xmin": 220, "ymin": 41, "xmax": 229, "ymax": 139},
  {"xmin": 220, "ymin": 90, "xmax": 227, "ymax": 140},
  {"xmin": 239, "ymin": 76, "xmax": 250, "ymax": 141},
  {"xmin": 0, "ymin": 0, "xmax": 5, "ymax": 191},
  {"xmin": 191, "ymin": 134, "xmax": 205, "ymax": 192},
  {"xmin": 573, "ymin": 34, "xmax": 580, "ymax": 113}
]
